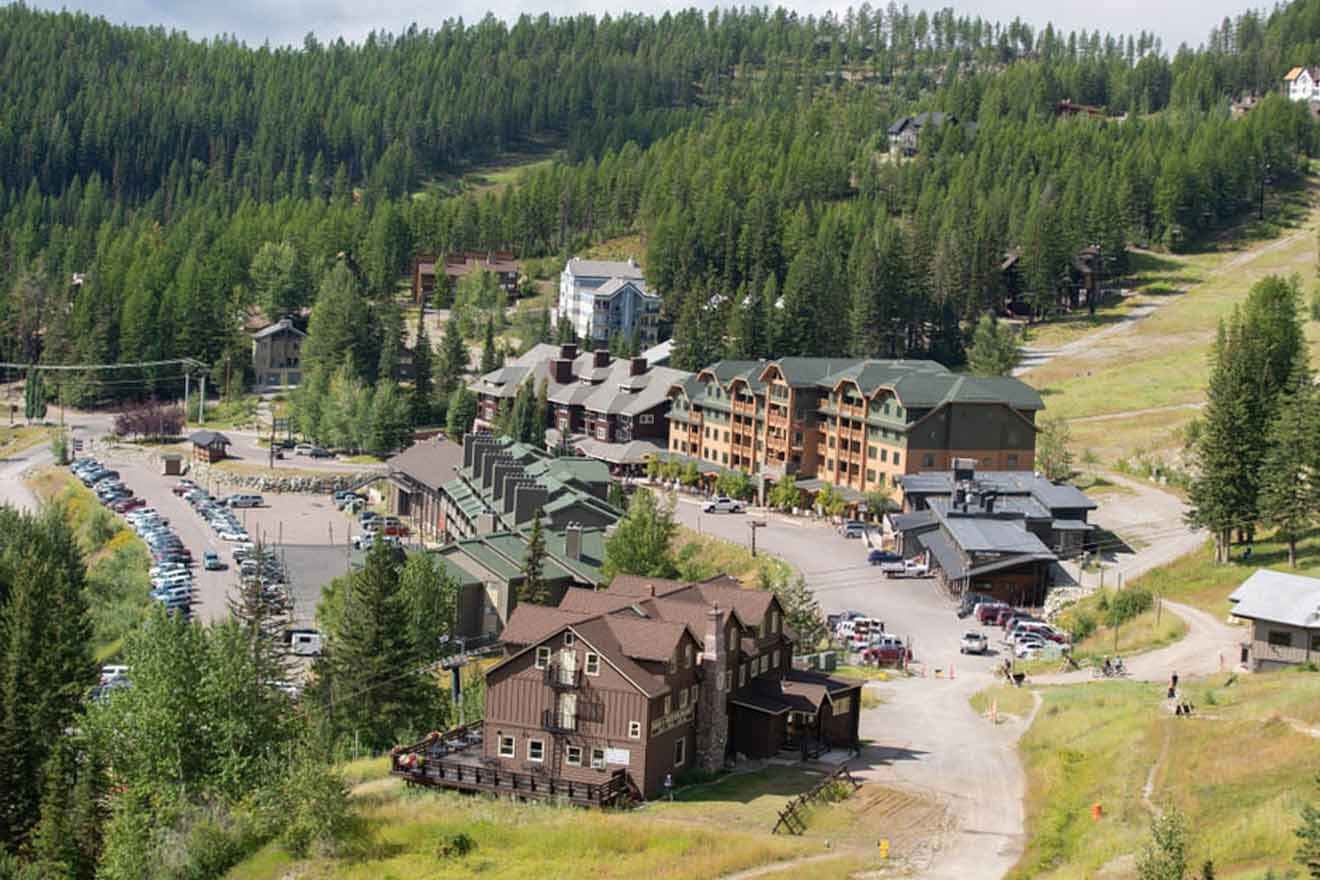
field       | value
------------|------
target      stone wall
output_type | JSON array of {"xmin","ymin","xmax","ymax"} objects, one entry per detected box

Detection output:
[{"xmin": 186, "ymin": 459, "xmax": 374, "ymax": 496}]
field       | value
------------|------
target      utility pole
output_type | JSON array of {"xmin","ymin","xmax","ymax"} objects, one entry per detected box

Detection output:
[
  {"xmin": 184, "ymin": 372, "xmax": 190, "ymax": 425},
  {"xmin": 198, "ymin": 374, "xmax": 205, "ymax": 424}
]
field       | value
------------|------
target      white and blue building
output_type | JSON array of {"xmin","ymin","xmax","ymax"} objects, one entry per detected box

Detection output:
[{"xmin": 557, "ymin": 257, "xmax": 662, "ymax": 346}]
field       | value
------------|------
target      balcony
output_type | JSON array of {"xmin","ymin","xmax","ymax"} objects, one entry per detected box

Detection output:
[{"xmin": 542, "ymin": 709, "xmax": 579, "ymax": 733}]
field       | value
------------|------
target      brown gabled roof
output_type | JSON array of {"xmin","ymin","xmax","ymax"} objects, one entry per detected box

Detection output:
[
  {"xmin": 607, "ymin": 575, "xmax": 690, "ymax": 598},
  {"xmin": 499, "ymin": 605, "xmax": 591, "ymax": 647},
  {"xmin": 603, "ymin": 615, "xmax": 690, "ymax": 663},
  {"xmin": 649, "ymin": 597, "xmax": 743, "ymax": 647},
  {"xmin": 558, "ymin": 588, "xmax": 641, "ymax": 616},
  {"xmin": 570, "ymin": 616, "xmax": 668, "ymax": 697},
  {"xmin": 693, "ymin": 579, "xmax": 775, "ymax": 627},
  {"xmin": 1285, "ymin": 66, "xmax": 1306, "ymax": 81}
]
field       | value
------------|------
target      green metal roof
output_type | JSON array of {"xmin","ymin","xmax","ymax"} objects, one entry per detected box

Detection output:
[{"xmin": 434, "ymin": 555, "xmax": 482, "ymax": 588}]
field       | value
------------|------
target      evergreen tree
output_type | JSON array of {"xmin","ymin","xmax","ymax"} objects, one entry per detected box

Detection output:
[
  {"xmin": 603, "ymin": 489, "xmax": 679, "ymax": 579},
  {"xmin": 301, "ymin": 262, "xmax": 378, "ymax": 384},
  {"xmin": 398, "ymin": 552, "xmax": 458, "ymax": 662},
  {"xmin": 437, "ymin": 316, "xmax": 468, "ymax": 397},
  {"xmin": 313, "ymin": 540, "xmax": 435, "ymax": 750},
  {"xmin": 249, "ymin": 240, "xmax": 307, "ymax": 319},
  {"xmin": 480, "ymin": 317, "xmax": 499, "ymax": 374},
  {"xmin": 1297, "ymin": 774, "xmax": 1320, "ymax": 880},
  {"xmin": 375, "ymin": 301, "xmax": 404, "ymax": 382},
  {"xmin": 1258, "ymin": 360, "xmax": 1319, "ymax": 567},
  {"xmin": 519, "ymin": 513, "xmax": 552, "ymax": 606},
  {"xmin": 762, "ymin": 571, "xmax": 826, "ymax": 652},
  {"xmin": 966, "ymin": 312, "xmax": 1023, "ymax": 376},
  {"xmin": 534, "ymin": 378, "xmax": 549, "ymax": 444},
  {"xmin": 445, "ymin": 386, "xmax": 477, "ymax": 440},
  {"xmin": 1188, "ymin": 320, "xmax": 1255, "ymax": 563},
  {"xmin": 1035, "ymin": 416, "xmax": 1074, "ymax": 482},
  {"xmin": 1136, "ymin": 806, "xmax": 1188, "ymax": 880},
  {"xmin": 411, "ymin": 308, "xmax": 434, "ymax": 427},
  {"xmin": 366, "ymin": 381, "xmax": 412, "ymax": 456}
]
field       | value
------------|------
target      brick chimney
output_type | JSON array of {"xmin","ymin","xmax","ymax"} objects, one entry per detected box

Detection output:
[
  {"xmin": 629, "ymin": 356, "xmax": 648, "ymax": 376},
  {"xmin": 593, "ymin": 349, "xmax": 611, "ymax": 369},
  {"xmin": 695, "ymin": 604, "xmax": 729, "ymax": 772}
]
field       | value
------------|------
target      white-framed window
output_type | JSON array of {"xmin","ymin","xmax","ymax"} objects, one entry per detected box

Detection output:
[
  {"xmin": 591, "ymin": 748, "xmax": 606, "ymax": 769},
  {"xmin": 528, "ymin": 739, "xmax": 545, "ymax": 763},
  {"xmin": 535, "ymin": 646, "xmax": 551, "ymax": 669},
  {"xmin": 628, "ymin": 720, "xmax": 642, "ymax": 739},
  {"xmin": 760, "ymin": 655, "xmax": 769, "ymax": 673},
  {"xmin": 772, "ymin": 649, "xmax": 781, "ymax": 668},
  {"xmin": 565, "ymin": 632, "xmax": 575, "ymax": 647},
  {"xmin": 584, "ymin": 652, "xmax": 600, "ymax": 676},
  {"xmin": 833, "ymin": 695, "xmax": 852, "ymax": 714},
  {"xmin": 674, "ymin": 737, "xmax": 686, "ymax": 767},
  {"xmin": 680, "ymin": 688, "xmax": 689, "ymax": 709},
  {"xmin": 498, "ymin": 735, "xmax": 515, "ymax": 758},
  {"xmin": 772, "ymin": 611, "xmax": 781, "ymax": 632},
  {"xmin": 566, "ymin": 745, "xmax": 583, "ymax": 766}
]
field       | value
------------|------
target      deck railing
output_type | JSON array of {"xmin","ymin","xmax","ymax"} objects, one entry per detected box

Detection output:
[{"xmin": 392, "ymin": 747, "xmax": 627, "ymax": 806}]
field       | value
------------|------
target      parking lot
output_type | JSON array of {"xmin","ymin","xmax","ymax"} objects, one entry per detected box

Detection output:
[{"xmin": 90, "ymin": 447, "xmax": 371, "ymax": 625}]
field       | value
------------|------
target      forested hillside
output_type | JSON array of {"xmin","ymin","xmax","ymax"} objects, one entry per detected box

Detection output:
[{"xmin": 2, "ymin": 1, "xmax": 1320, "ymax": 397}]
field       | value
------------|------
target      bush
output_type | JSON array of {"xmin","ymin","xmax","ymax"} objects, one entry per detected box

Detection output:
[
  {"xmin": 435, "ymin": 831, "xmax": 476, "ymax": 860},
  {"xmin": 1105, "ymin": 587, "xmax": 1153, "ymax": 628},
  {"xmin": 1065, "ymin": 609, "xmax": 1098, "ymax": 642}
]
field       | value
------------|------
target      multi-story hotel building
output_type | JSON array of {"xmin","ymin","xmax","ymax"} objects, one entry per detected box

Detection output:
[{"xmin": 666, "ymin": 358, "xmax": 1044, "ymax": 499}]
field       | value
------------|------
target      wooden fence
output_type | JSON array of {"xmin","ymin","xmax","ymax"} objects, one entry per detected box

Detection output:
[{"xmin": 771, "ymin": 765, "xmax": 862, "ymax": 835}]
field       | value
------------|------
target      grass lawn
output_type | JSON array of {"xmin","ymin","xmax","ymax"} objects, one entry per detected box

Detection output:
[
  {"xmin": 1067, "ymin": 604, "xmax": 1188, "ymax": 663},
  {"xmin": 1129, "ymin": 526, "xmax": 1320, "ymax": 620},
  {"xmin": 1020, "ymin": 178, "xmax": 1320, "ymax": 468},
  {"xmin": 26, "ymin": 466, "xmax": 151, "ymax": 659},
  {"xmin": 970, "ymin": 684, "xmax": 1037, "ymax": 721},
  {"xmin": 832, "ymin": 664, "xmax": 894, "ymax": 682},
  {"xmin": 0, "ymin": 423, "xmax": 49, "ymax": 459},
  {"xmin": 1011, "ymin": 671, "xmax": 1320, "ymax": 879},
  {"xmin": 672, "ymin": 526, "xmax": 794, "ymax": 585},
  {"xmin": 226, "ymin": 781, "xmax": 822, "ymax": 880}
]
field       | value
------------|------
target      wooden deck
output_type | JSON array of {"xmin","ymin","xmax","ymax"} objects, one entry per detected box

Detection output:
[{"xmin": 390, "ymin": 722, "xmax": 629, "ymax": 808}]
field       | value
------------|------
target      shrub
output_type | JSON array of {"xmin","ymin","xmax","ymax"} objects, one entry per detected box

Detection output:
[
  {"xmin": 435, "ymin": 831, "xmax": 476, "ymax": 860},
  {"xmin": 1105, "ymin": 588, "xmax": 1153, "ymax": 628},
  {"xmin": 1065, "ymin": 609, "xmax": 1098, "ymax": 643}
]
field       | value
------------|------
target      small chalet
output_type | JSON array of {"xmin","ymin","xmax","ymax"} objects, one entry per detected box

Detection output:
[
  {"xmin": 1230, "ymin": 570, "xmax": 1320, "ymax": 671},
  {"xmin": 1284, "ymin": 66, "xmax": 1320, "ymax": 102},
  {"xmin": 886, "ymin": 111, "xmax": 974, "ymax": 156},
  {"xmin": 391, "ymin": 574, "xmax": 861, "ymax": 804},
  {"xmin": 250, "ymin": 318, "xmax": 307, "ymax": 389},
  {"xmin": 1055, "ymin": 99, "xmax": 1104, "ymax": 118},
  {"xmin": 415, "ymin": 252, "xmax": 519, "ymax": 304},
  {"xmin": 189, "ymin": 430, "xmax": 233, "ymax": 463}
]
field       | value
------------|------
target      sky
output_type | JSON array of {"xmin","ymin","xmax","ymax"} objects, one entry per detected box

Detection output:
[{"xmin": 27, "ymin": 0, "xmax": 1252, "ymax": 53}]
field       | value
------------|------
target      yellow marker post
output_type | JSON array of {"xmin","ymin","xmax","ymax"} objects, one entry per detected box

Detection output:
[{"xmin": 878, "ymin": 839, "xmax": 890, "ymax": 859}]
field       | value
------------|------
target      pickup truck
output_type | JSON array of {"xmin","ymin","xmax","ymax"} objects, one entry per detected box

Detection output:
[
  {"xmin": 879, "ymin": 559, "xmax": 930, "ymax": 578},
  {"xmin": 703, "ymin": 496, "xmax": 745, "ymax": 514}
]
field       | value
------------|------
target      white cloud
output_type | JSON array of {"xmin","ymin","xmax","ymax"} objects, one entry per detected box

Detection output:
[{"xmin": 28, "ymin": 0, "xmax": 1242, "ymax": 53}]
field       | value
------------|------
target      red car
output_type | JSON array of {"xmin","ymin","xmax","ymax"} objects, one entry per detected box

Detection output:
[
  {"xmin": 112, "ymin": 497, "xmax": 145, "ymax": 512},
  {"xmin": 172, "ymin": 480, "xmax": 197, "ymax": 496},
  {"xmin": 976, "ymin": 603, "xmax": 1010, "ymax": 624}
]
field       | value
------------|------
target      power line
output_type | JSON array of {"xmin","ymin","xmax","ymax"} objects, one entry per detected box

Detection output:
[{"xmin": 0, "ymin": 357, "xmax": 208, "ymax": 371}]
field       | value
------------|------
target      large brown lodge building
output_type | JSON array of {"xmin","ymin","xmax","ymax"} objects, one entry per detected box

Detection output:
[
  {"xmin": 393, "ymin": 574, "xmax": 861, "ymax": 803},
  {"xmin": 667, "ymin": 358, "xmax": 1043, "ymax": 501}
]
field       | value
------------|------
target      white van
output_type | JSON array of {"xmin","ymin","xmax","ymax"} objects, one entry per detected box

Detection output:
[
  {"xmin": 226, "ymin": 494, "xmax": 264, "ymax": 508},
  {"xmin": 288, "ymin": 630, "xmax": 323, "ymax": 656}
]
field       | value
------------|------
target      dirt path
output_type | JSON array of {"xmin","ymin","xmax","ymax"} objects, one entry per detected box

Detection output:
[{"xmin": 1067, "ymin": 403, "xmax": 1203, "ymax": 424}]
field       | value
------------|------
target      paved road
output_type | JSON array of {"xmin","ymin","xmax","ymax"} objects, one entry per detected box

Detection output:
[{"xmin": 670, "ymin": 492, "xmax": 1026, "ymax": 877}]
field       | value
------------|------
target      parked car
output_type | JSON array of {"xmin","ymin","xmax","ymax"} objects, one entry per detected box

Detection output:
[
  {"xmin": 867, "ymin": 549, "xmax": 902, "ymax": 565},
  {"xmin": 840, "ymin": 521, "xmax": 868, "ymax": 539},
  {"xmin": 957, "ymin": 593, "xmax": 995, "ymax": 618},
  {"xmin": 202, "ymin": 551, "xmax": 225, "ymax": 571},
  {"xmin": 111, "ymin": 497, "xmax": 144, "ymax": 513},
  {"xmin": 219, "ymin": 529, "xmax": 249, "ymax": 543},
  {"xmin": 286, "ymin": 629, "xmax": 323, "ymax": 656},
  {"xmin": 960, "ymin": 631, "xmax": 989, "ymax": 654},
  {"xmin": 225, "ymin": 493, "xmax": 264, "ymax": 508},
  {"xmin": 975, "ymin": 602, "xmax": 1010, "ymax": 625},
  {"xmin": 171, "ymin": 480, "xmax": 197, "ymax": 496},
  {"xmin": 1015, "ymin": 638, "xmax": 1048, "ymax": 659},
  {"xmin": 827, "ymin": 610, "xmax": 865, "ymax": 630},
  {"xmin": 379, "ymin": 516, "xmax": 409, "ymax": 536},
  {"xmin": 862, "ymin": 635, "xmax": 908, "ymax": 664},
  {"xmin": 293, "ymin": 443, "xmax": 314, "ymax": 455},
  {"xmin": 703, "ymin": 495, "xmax": 745, "ymax": 514},
  {"xmin": 308, "ymin": 446, "xmax": 332, "ymax": 458}
]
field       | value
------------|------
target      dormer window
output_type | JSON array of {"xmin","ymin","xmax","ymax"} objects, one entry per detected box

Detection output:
[{"xmin": 565, "ymin": 632, "xmax": 575, "ymax": 647}]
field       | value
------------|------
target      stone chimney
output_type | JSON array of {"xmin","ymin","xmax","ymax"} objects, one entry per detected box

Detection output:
[
  {"xmin": 593, "ymin": 349, "xmax": 611, "ymax": 369},
  {"xmin": 630, "ymin": 356, "xmax": 648, "ymax": 376},
  {"xmin": 564, "ymin": 523, "xmax": 582, "ymax": 560},
  {"xmin": 695, "ymin": 603, "xmax": 729, "ymax": 772}
]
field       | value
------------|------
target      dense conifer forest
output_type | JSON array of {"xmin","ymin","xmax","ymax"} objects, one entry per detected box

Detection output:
[{"xmin": 0, "ymin": 1, "xmax": 1319, "ymax": 393}]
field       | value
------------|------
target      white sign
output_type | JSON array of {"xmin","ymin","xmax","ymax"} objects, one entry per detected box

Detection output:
[{"xmin": 604, "ymin": 747, "xmax": 631, "ymax": 766}]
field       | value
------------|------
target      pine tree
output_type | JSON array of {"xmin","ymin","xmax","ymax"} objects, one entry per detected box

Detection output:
[
  {"xmin": 966, "ymin": 312, "xmax": 1023, "ymax": 376},
  {"xmin": 1136, "ymin": 806, "xmax": 1188, "ymax": 880},
  {"xmin": 1188, "ymin": 320, "xmax": 1255, "ymax": 563},
  {"xmin": 313, "ymin": 540, "xmax": 435, "ymax": 750},
  {"xmin": 437, "ymin": 315, "xmax": 468, "ymax": 397},
  {"xmin": 376, "ymin": 302, "xmax": 404, "ymax": 381},
  {"xmin": 480, "ymin": 317, "xmax": 499, "ymax": 373},
  {"xmin": 533, "ymin": 378, "xmax": 549, "ymax": 444},
  {"xmin": 1258, "ymin": 361, "xmax": 1319, "ymax": 567},
  {"xmin": 398, "ymin": 552, "xmax": 458, "ymax": 662},
  {"xmin": 1297, "ymin": 774, "xmax": 1320, "ymax": 879},
  {"xmin": 411, "ymin": 307, "xmax": 434, "ymax": 427},
  {"xmin": 519, "ymin": 513, "xmax": 552, "ymax": 606},
  {"xmin": 227, "ymin": 541, "xmax": 294, "ymax": 686},
  {"xmin": 445, "ymin": 386, "xmax": 477, "ymax": 440}
]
